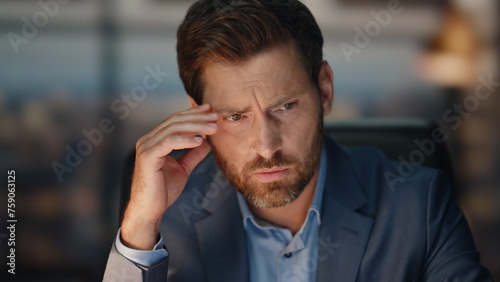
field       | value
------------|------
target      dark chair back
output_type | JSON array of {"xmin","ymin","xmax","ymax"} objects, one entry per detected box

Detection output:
[{"xmin": 325, "ymin": 119, "xmax": 454, "ymax": 179}]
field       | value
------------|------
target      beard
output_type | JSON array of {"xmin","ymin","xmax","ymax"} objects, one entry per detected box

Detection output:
[{"xmin": 210, "ymin": 116, "xmax": 324, "ymax": 209}]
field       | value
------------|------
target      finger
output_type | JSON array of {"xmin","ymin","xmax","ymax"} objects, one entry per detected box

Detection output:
[
  {"xmin": 143, "ymin": 106, "xmax": 218, "ymax": 142},
  {"xmin": 177, "ymin": 139, "xmax": 212, "ymax": 175},
  {"xmin": 137, "ymin": 121, "xmax": 218, "ymax": 160},
  {"xmin": 147, "ymin": 122, "xmax": 218, "ymax": 145},
  {"xmin": 165, "ymin": 112, "xmax": 219, "ymax": 128},
  {"xmin": 138, "ymin": 135, "xmax": 205, "ymax": 170}
]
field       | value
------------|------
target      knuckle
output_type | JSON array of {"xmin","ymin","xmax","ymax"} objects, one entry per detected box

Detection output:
[
  {"xmin": 135, "ymin": 137, "xmax": 145, "ymax": 149},
  {"xmin": 137, "ymin": 146, "xmax": 157, "ymax": 163},
  {"xmin": 168, "ymin": 112, "xmax": 182, "ymax": 122},
  {"xmin": 158, "ymin": 135, "xmax": 174, "ymax": 149},
  {"xmin": 162, "ymin": 122, "xmax": 178, "ymax": 134},
  {"xmin": 135, "ymin": 144, "xmax": 148, "ymax": 159}
]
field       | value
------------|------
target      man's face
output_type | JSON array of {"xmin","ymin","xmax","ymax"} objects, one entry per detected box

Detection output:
[{"xmin": 201, "ymin": 44, "xmax": 330, "ymax": 208}]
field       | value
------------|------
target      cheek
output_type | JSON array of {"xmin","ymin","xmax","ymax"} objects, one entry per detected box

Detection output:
[
  {"xmin": 281, "ymin": 122, "xmax": 310, "ymax": 153},
  {"xmin": 280, "ymin": 107, "xmax": 321, "ymax": 150}
]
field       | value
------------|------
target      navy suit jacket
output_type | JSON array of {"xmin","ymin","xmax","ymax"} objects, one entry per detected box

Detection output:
[{"xmin": 103, "ymin": 136, "xmax": 492, "ymax": 281}]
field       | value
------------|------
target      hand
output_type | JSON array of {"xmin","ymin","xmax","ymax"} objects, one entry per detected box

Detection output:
[{"xmin": 121, "ymin": 104, "xmax": 219, "ymax": 250}]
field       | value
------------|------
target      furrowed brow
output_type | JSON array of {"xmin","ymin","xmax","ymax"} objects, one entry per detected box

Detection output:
[
  {"xmin": 214, "ymin": 92, "xmax": 304, "ymax": 114},
  {"xmin": 269, "ymin": 92, "xmax": 304, "ymax": 108},
  {"xmin": 214, "ymin": 105, "xmax": 251, "ymax": 114}
]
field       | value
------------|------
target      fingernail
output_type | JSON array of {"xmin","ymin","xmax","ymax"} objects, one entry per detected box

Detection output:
[
  {"xmin": 208, "ymin": 123, "xmax": 217, "ymax": 127},
  {"xmin": 200, "ymin": 104, "xmax": 210, "ymax": 109},
  {"xmin": 194, "ymin": 137, "xmax": 203, "ymax": 143},
  {"xmin": 208, "ymin": 113, "xmax": 218, "ymax": 118}
]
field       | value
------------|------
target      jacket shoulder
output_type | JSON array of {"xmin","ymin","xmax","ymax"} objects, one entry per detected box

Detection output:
[{"xmin": 340, "ymin": 144, "xmax": 448, "ymax": 196}]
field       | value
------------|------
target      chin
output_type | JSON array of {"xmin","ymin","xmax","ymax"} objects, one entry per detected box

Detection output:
[{"xmin": 240, "ymin": 176, "xmax": 310, "ymax": 208}]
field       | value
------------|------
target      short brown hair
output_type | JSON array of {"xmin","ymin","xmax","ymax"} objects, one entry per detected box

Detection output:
[{"xmin": 176, "ymin": 0, "xmax": 324, "ymax": 104}]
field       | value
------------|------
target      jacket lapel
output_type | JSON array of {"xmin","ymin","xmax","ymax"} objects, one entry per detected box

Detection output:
[
  {"xmin": 316, "ymin": 139, "xmax": 374, "ymax": 282},
  {"xmin": 192, "ymin": 137, "xmax": 373, "ymax": 282},
  {"xmin": 194, "ymin": 170, "xmax": 249, "ymax": 282}
]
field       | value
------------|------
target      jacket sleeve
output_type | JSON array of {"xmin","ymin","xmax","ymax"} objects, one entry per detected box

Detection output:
[
  {"xmin": 422, "ymin": 171, "xmax": 493, "ymax": 281},
  {"xmin": 102, "ymin": 242, "xmax": 169, "ymax": 282}
]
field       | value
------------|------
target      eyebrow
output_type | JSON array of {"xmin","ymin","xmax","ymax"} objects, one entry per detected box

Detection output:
[
  {"xmin": 269, "ymin": 92, "xmax": 304, "ymax": 109},
  {"xmin": 215, "ymin": 105, "xmax": 251, "ymax": 114},
  {"xmin": 214, "ymin": 92, "xmax": 305, "ymax": 114}
]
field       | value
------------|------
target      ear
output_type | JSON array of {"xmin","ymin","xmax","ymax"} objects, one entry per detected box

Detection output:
[
  {"xmin": 188, "ymin": 95, "xmax": 199, "ymax": 108},
  {"xmin": 317, "ymin": 61, "xmax": 334, "ymax": 116}
]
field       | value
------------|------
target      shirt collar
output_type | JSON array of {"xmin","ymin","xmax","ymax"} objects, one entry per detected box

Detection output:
[
  {"xmin": 309, "ymin": 146, "xmax": 327, "ymax": 225},
  {"xmin": 236, "ymin": 146, "xmax": 327, "ymax": 229}
]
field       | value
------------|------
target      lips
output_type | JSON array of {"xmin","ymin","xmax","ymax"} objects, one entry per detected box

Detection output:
[{"xmin": 252, "ymin": 168, "xmax": 289, "ymax": 183}]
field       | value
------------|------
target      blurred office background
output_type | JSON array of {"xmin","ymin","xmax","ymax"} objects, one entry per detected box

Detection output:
[{"xmin": 0, "ymin": 0, "xmax": 498, "ymax": 281}]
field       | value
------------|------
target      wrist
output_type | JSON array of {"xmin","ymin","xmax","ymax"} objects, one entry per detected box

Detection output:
[{"xmin": 121, "ymin": 214, "xmax": 161, "ymax": 250}]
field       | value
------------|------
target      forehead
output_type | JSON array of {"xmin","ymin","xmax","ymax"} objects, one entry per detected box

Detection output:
[{"xmin": 201, "ymin": 44, "xmax": 312, "ymax": 108}]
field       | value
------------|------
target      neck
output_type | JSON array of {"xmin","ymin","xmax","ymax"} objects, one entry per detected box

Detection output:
[{"xmin": 248, "ymin": 169, "xmax": 319, "ymax": 235}]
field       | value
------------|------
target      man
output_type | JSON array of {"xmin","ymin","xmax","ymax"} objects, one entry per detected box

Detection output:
[{"xmin": 103, "ymin": 0, "xmax": 492, "ymax": 281}]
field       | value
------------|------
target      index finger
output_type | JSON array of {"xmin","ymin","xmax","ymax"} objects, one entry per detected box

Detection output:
[{"xmin": 148, "ymin": 104, "xmax": 215, "ymax": 138}]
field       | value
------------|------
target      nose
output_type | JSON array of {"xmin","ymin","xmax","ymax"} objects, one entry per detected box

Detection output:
[{"xmin": 251, "ymin": 112, "xmax": 282, "ymax": 159}]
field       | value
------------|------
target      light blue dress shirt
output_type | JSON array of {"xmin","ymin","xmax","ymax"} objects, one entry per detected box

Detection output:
[
  {"xmin": 115, "ymin": 228, "xmax": 167, "ymax": 268},
  {"xmin": 236, "ymin": 148, "xmax": 326, "ymax": 282},
  {"xmin": 115, "ymin": 148, "xmax": 327, "ymax": 282}
]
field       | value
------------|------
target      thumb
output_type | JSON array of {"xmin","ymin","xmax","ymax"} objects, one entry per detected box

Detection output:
[{"xmin": 178, "ymin": 139, "xmax": 212, "ymax": 175}]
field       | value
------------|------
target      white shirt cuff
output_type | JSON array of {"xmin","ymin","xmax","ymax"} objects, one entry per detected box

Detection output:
[{"xmin": 114, "ymin": 228, "xmax": 168, "ymax": 268}]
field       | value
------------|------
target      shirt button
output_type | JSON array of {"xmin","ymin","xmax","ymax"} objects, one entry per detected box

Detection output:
[{"xmin": 284, "ymin": 252, "xmax": 292, "ymax": 258}]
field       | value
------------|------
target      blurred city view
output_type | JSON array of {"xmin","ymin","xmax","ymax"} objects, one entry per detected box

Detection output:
[{"xmin": 0, "ymin": 0, "xmax": 498, "ymax": 281}]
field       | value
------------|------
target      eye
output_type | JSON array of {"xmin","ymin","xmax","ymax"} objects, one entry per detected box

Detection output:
[
  {"xmin": 225, "ymin": 114, "xmax": 243, "ymax": 121},
  {"xmin": 278, "ymin": 102, "xmax": 297, "ymax": 110}
]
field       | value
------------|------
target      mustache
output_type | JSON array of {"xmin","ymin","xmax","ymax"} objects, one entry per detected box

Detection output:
[{"xmin": 248, "ymin": 151, "xmax": 296, "ymax": 171}]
